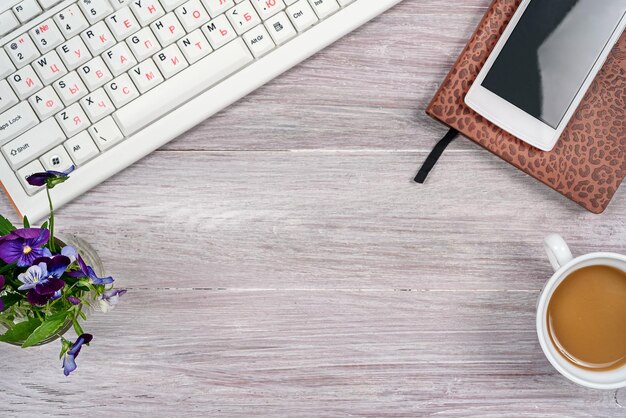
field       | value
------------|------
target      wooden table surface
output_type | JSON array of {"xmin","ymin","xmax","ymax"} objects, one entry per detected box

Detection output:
[{"xmin": 1, "ymin": 0, "xmax": 625, "ymax": 416}]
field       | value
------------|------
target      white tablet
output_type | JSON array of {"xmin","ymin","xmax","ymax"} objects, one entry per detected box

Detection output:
[{"xmin": 465, "ymin": 0, "xmax": 626, "ymax": 151}]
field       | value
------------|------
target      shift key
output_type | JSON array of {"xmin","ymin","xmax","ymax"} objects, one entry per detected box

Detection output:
[
  {"xmin": 2, "ymin": 118, "xmax": 65, "ymax": 169},
  {"xmin": 0, "ymin": 102, "xmax": 39, "ymax": 145}
]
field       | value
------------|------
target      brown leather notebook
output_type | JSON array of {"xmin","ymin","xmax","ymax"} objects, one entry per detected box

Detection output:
[{"xmin": 426, "ymin": 0, "xmax": 626, "ymax": 214}]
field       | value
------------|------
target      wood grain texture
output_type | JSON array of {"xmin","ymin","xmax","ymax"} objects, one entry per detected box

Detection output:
[{"xmin": 1, "ymin": 0, "xmax": 625, "ymax": 416}]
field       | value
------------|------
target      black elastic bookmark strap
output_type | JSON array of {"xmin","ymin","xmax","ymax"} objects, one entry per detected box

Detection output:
[{"xmin": 414, "ymin": 128, "xmax": 459, "ymax": 184}]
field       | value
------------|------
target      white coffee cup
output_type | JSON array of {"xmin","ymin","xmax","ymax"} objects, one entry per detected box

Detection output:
[{"xmin": 537, "ymin": 233, "xmax": 626, "ymax": 390}]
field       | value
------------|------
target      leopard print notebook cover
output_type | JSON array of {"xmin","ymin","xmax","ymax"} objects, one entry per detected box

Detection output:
[{"xmin": 426, "ymin": 0, "xmax": 626, "ymax": 214}]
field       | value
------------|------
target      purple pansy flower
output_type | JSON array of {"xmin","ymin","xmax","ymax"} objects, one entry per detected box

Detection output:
[
  {"xmin": 0, "ymin": 228, "xmax": 50, "ymax": 267},
  {"xmin": 68, "ymin": 254, "xmax": 113, "ymax": 285},
  {"xmin": 98, "ymin": 289, "xmax": 127, "ymax": 313},
  {"xmin": 62, "ymin": 333, "xmax": 92, "ymax": 376},
  {"xmin": 26, "ymin": 165, "xmax": 75, "ymax": 188},
  {"xmin": 18, "ymin": 256, "xmax": 70, "ymax": 306},
  {"xmin": 0, "ymin": 275, "xmax": 4, "ymax": 312}
]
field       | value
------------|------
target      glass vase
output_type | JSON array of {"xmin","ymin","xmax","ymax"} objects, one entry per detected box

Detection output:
[{"xmin": 1, "ymin": 234, "xmax": 104, "ymax": 347}]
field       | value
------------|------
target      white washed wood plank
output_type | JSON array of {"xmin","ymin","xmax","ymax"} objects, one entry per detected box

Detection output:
[
  {"xmin": 0, "ymin": 290, "xmax": 622, "ymax": 416},
  {"xmin": 0, "ymin": 151, "xmax": 623, "ymax": 290}
]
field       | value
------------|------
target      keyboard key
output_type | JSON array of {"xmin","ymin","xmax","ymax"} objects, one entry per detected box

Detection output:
[
  {"xmin": 4, "ymin": 34, "xmax": 40, "ymax": 69},
  {"xmin": 17, "ymin": 159, "xmax": 45, "ymax": 194},
  {"xmin": 130, "ymin": 0, "xmax": 165, "ymax": 25},
  {"xmin": 106, "ymin": 7, "xmax": 140, "ymax": 41},
  {"xmin": 105, "ymin": 73, "xmax": 139, "ymax": 107},
  {"xmin": 114, "ymin": 38, "xmax": 253, "ymax": 135},
  {"xmin": 28, "ymin": 85, "xmax": 63, "ymax": 119},
  {"xmin": 127, "ymin": 27, "xmax": 161, "ymax": 61},
  {"xmin": 88, "ymin": 116, "xmax": 124, "ymax": 150},
  {"xmin": 0, "ymin": 80, "xmax": 18, "ymax": 113},
  {"xmin": 202, "ymin": 0, "xmax": 234, "ymax": 16},
  {"xmin": 0, "ymin": 11, "xmax": 20, "ymax": 37},
  {"xmin": 78, "ymin": 56, "xmax": 113, "ymax": 90},
  {"xmin": 151, "ymin": 13, "xmax": 186, "ymax": 46},
  {"xmin": 29, "ymin": 19, "xmax": 65, "ymax": 54},
  {"xmin": 129, "ymin": 58, "xmax": 164, "ymax": 93},
  {"xmin": 8, "ymin": 65, "xmax": 43, "ymax": 100},
  {"xmin": 81, "ymin": 21, "xmax": 116, "ymax": 55},
  {"xmin": 109, "ymin": 0, "xmax": 134, "ymax": 10},
  {"xmin": 264, "ymin": 11, "xmax": 296, "ymax": 45},
  {"xmin": 103, "ymin": 42, "xmax": 137, "ymax": 76},
  {"xmin": 12, "ymin": 0, "xmax": 42, "ymax": 24},
  {"xmin": 56, "ymin": 102, "xmax": 89, "ymax": 137},
  {"xmin": 77, "ymin": 0, "xmax": 114, "ymax": 24},
  {"xmin": 0, "ymin": 101, "xmax": 39, "ymax": 144},
  {"xmin": 286, "ymin": 0, "xmax": 318, "ymax": 32},
  {"xmin": 80, "ymin": 88, "xmax": 115, "ymax": 122},
  {"xmin": 64, "ymin": 131, "xmax": 99, "ymax": 165},
  {"xmin": 177, "ymin": 29, "xmax": 212, "ymax": 64},
  {"xmin": 38, "ymin": 0, "xmax": 64, "ymax": 9},
  {"xmin": 54, "ymin": 71, "xmax": 88, "ymax": 105},
  {"xmin": 154, "ymin": 44, "xmax": 188, "ymax": 78},
  {"xmin": 162, "ymin": 0, "xmax": 188, "ymax": 12},
  {"xmin": 308, "ymin": 0, "xmax": 339, "ymax": 18},
  {"xmin": 175, "ymin": 0, "xmax": 210, "ymax": 32},
  {"xmin": 32, "ymin": 51, "xmax": 68, "ymax": 84},
  {"xmin": 0, "ymin": 50, "xmax": 17, "ymax": 78},
  {"xmin": 54, "ymin": 5, "xmax": 89, "ymax": 38},
  {"xmin": 243, "ymin": 25, "xmax": 275, "ymax": 58},
  {"xmin": 226, "ymin": 1, "xmax": 261, "ymax": 35},
  {"xmin": 57, "ymin": 36, "xmax": 92, "ymax": 70},
  {"xmin": 41, "ymin": 144, "xmax": 73, "ymax": 171},
  {"xmin": 2, "ymin": 117, "xmax": 65, "ymax": 169},
  {"xmin": 202, "ymin": 15, "xmax": 236, "ymax": 49},
  {"xmin": 251, "ymin": 0, "xmax": 285, "ymax": 19}
]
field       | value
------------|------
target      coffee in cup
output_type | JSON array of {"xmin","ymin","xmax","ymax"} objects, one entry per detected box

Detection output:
[{"xmin": 537, "ymin": 234, "xmax": 626, "ymax": 389}]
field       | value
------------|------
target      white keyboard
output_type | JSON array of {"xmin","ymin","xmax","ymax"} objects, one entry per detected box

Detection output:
[{"xmin": 0, "ymin": 0, "xmax": 402, "ymax": 221}]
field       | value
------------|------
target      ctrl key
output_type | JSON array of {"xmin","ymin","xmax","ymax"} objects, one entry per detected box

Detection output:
[{"xmin": 16, "ymin": 160, "xmax": 46, "ymax": 194}]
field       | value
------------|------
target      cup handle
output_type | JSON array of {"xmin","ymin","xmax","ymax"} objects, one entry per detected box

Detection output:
[{"xmin": 544, "ymin": 234, "xmax": 573, "ymax": 272}]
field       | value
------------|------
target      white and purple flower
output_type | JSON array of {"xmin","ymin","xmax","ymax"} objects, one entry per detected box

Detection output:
[
  {"xmin": 98, "ymin": 289, "xmax": 127, "ymax": 313},
  {"xmin": 17, "ymin": 262, "xmax": 48, "ymax": 290},
  {"xmin": 17, "ymin": 256, "xmax": 70, "ymax": 306}
]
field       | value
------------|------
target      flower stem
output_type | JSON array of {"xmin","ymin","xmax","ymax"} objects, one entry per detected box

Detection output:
[{"xmin": 46, "ymin": 187, "xmax": 56, "ymax": 253}]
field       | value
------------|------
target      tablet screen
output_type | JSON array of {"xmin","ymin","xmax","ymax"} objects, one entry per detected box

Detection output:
[{"xmin": 481, "ymin": 0, "xmax": 626, "ymax": 128}]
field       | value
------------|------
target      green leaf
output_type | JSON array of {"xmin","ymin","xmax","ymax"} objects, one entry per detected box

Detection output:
[
  {"xmin": 0, "ymin": 215, "xmax": 16, "ymax": 236},
  {"xmin": 1, "ymin": 293, "xmax": 22, "ymax": 310},
  {"xmin": 21, "ymin": 312, "xmax": 68, "ymax": 348},
  {"xmin": 41, "ymin": 221, "xmax": 48, "ymax": 230},
  {"xmin": 22, "ymin": 215, "xmax": 29, "ymax": 228},
  {"xmin": 72, "ymin": 318, "xmax": 84, "ymax": 336},
  {"xmin": 0, "ymin": 262, "xmax": 15, "ymax": 276},
  {"xmin": 0, "ymin": 318, "xmax": 41, "ymax": 344},
  {"xmin": 59, "ymin": 337, "xmax": 71, "ymax": 359}
]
